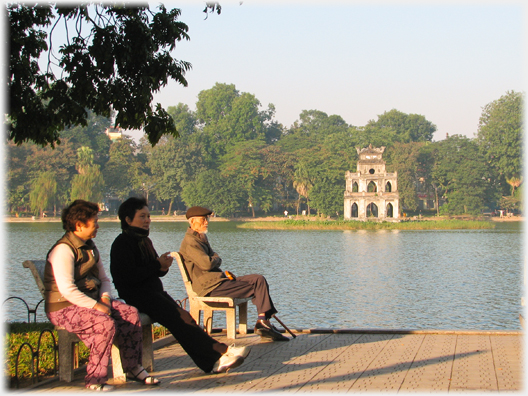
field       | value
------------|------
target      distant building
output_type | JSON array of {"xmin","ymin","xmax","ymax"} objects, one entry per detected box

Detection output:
[
  {"xmin": 344, "ymin": 145, "xmax": 400, "ymax": 221},
  {"xmin": 104, "ymin": 126, "xmax": 123, "ymax": 141}
]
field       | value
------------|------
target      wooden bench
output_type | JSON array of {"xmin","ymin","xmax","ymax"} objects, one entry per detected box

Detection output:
[
  {"xmin": 171, "ymin": 252, "xmax": 250, "ymax": 339},
  {"xmin": 22, "ymin": 260, "xmax": 154, "ymax": 383}
]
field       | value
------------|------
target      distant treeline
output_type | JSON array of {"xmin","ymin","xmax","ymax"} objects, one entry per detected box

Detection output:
[{"xmin": 6, "ymin": 84, "xmax": 523, "ymax": 218}]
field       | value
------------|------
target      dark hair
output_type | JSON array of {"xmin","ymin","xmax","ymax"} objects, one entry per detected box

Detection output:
[
  {"xmin": 118, "ymin": 197, "xmax": 148, "ymax": 230},
  {"xmin": 61, "ymin": 200, "xmax": 100, "ymax": 231}
]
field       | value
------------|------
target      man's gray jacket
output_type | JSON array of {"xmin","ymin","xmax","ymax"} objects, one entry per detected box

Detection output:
[{"xmin": 179, "ymin": 227, "xmax": 228, "ymax": 296}]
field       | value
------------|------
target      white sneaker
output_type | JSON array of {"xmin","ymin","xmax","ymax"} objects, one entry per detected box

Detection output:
[
  {"xmin": 226, "ymin": 343, "xmax": 250, "ymax": 359},
  {"xmin": 87, "ymin": 384, "xmax": 114, "ymax": 392},
  {"xmin": 212, "ymin": 348, "xmax": 246, "ymax": 373}
]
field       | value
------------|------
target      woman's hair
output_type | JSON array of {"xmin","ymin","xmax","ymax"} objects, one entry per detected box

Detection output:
[
  {"xmin": 61, "ymin": 200, "xmax": 100, "ymax": 231},
  {"xmin": 118, "ymin": 197, "xmax": 148, "ymax": 229}
]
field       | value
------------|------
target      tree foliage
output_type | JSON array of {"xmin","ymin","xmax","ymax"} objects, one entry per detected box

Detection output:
[
  {"xmin": 361, "ymin": 109, "xmax": 437, "ymax": 147},
  {"xmin": 6, "ymin": 83, "xmax": 520, "ymax": 219},
  {"xmin": 385, "ymin": 142, "xmax": 425, "ymax": 212},
  {"xmin": 29, "ymin": 171, "xmax": 57, "ymax": 216},
  {"xmin": 431, "ymin": 135, "xmax": 496, "ymax": 215},
  {"xmin": 70, "ymin": 147, "xmax": 104, "ymax": 203},
  {"xmin": 476, "ymin": 90, "xmax": 524, "ymax": 196},
  {"xmin": 7, "ymin": 3, "xmax": 191, "ymax": 147}
]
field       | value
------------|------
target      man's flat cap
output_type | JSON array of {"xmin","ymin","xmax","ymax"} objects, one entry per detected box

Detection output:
[{"xmin": 186, "ymin": 206, "xmax": 213, "ymax": 219}]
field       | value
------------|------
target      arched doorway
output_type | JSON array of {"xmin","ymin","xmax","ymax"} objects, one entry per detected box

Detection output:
[
  {"xmin": 385, "ymin": 181, "xmax": 392, "ymax": 192},
  {"xmin": 386, "ymin": 203, "xmax": 393, "ymax": 218},
  {"xmin": 352, "ymin": 182, "xmax": 358, "ymax": 192},
  {"xmin": 367, "ymin": 181, "xmax": 377, "ymax": 192},
  {"xmin": 366, "ymin": 202, "xmax": 378, "ymax": 217},
  {"xmin": 351, "ymin": 203, "xmax": 358, "ymax": 218}
]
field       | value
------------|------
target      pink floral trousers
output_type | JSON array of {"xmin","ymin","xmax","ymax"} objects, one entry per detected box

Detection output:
[{"xmin": 48, "ymin": 299, "xmax": 142, "ymax": 386}]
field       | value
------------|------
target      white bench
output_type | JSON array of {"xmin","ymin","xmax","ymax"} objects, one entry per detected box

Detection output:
[
  {"xmin": 22, "ymin": 260, "xmax": 154, "ymax": 382},
  {"xmin": 171, "ymin": 252, "xmax": 250, "ymax": 339}
]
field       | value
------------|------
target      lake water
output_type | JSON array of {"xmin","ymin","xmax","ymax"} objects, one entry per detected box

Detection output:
[{"xmin": 2, "ymin": 220, "xmax": 524, "ymax": 331}]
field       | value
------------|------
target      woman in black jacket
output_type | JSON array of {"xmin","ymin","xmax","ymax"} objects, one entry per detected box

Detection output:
[{"xmin": 110, "ymin": 197, "xmax": 249, "ymax": 374}]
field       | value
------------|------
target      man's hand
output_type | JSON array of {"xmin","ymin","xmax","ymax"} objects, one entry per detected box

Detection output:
[
  {"xmin": 158, "ymin": 252, "xmax": 173, "ymax": 271},
  {"xmin": 211, "ymin": 252, "xmax": 222, "ymax": 267}
]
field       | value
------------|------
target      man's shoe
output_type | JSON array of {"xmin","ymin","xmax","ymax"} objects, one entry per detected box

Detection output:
[
  {"xmin": 226, "ymin": 343, "xmax": 250, "ymax": 359},
  {"xmin": 254, "ymin": 319, "xmax": 290, "ymax": 341},
  {"xmin": 212, "ymin": 350, "xmax": 245, "ymax": 373}
]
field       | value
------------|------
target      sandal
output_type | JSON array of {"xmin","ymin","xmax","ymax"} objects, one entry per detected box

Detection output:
[
  {"xmin": 87, "ymin": 383, "xmax": 114, "ymax": 392},
  {"xmin": 126, "ymin": 367, "xmax": 160, "ymax": 386}
]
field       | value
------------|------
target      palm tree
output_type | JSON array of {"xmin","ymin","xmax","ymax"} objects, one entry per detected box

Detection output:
[
  {"xmin": 293, "ymin": 162, "xmax": 313, "ymax": 215},
  {"xmin": 506, "ymin": 176, "xmax": 523, "ymax": 196}
]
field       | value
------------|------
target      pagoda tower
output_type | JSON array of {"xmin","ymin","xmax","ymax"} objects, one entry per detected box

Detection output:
[{"xmin": 344, "ymin": 145, "xmax": 400, "ymax": 221}]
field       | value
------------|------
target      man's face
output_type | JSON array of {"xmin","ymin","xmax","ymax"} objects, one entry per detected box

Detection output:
[{"xmin": 190, "ymin": 215, "xmax": 209, "ymax": 234}]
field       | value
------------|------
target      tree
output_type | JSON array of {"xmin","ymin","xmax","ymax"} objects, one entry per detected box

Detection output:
[
  {"xmin": 286, "ymin": 110, "xmax": 350, "ymax": 146},
  {"xmin": 476, "ymin": 91, "xmax": 524, "ymax": 196},
  {"xmin": 309, "ymin": 175, "xmax": 344, "ymax": 217},
  {"xmin": 29, "ymin": 171, "xmax": 57, "ymax": 217},
  {"xmin": 259, "ymin": 145, "xmax": 296, "ymax": 211},
  {"xmin": 7, "ymin": 142, "xmax": 33, "ymax": 213},
  {"xmin": 359, "ymin": 109, "xmax": 436, "ymax": 146},
  {"xmin": 195, "ymin": 83, "xmax": 278, "ymax": 157},
  {"xmin": 146, "ymin": 136, "xmax": 183, "ymax": 215},
  {"xmin": 431, "ymin": 135, "xmax": 497, "ymax": 215},
  {"xmin": 181, "ymin": 169, "xmax": 245, "ymax": 217},
  {"xmin": 292, "ymin": 161, "xmax": 313, "ymax": 215},
  {"xmin": 220, "ymin": 141, "xmax": 274, "ymax": 217},
  {"xmin": 70, "ymin": 147, "xmax": 105, "ymax": 203},
  {"xmin": 385, "ymin": 142, "xmax": 425, "ymax": 213},
  {"xmin": 166, "ymin": 103, "xmax": 198, "ymax": 137},
  {"xmin": 102, "ymin": 137, "xmax": 140, "ymax": 199},
  {"xmin": 7, "ymin": 3, "xmax": 191, "ymax": 146},
  {"xmin": 60, "ymin": 111, "xmax": 113, "ymax": 166},
  {"xmin": 24, "ymin": 138, "xmax": 77, "ymax": 208}
]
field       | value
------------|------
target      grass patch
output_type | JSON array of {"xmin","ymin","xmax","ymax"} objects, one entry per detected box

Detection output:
[
  {"xmin": 3, "ymin": 322, "xmax": 89, "ymax": 386},
  {"xmin": 4, "ymin": 322, "xmax": 169, "ymax": 388},
  {"xmin": 237, "ymin": 219, "xmax": 495, "ymax": 231}
]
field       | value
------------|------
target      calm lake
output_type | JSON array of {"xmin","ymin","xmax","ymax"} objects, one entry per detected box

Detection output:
[{"xmin": 2, "ymin": 220, "xmax": 524, "ymax": 331}]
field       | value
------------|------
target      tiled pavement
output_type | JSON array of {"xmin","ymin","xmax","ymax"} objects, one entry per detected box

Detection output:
[{"xmin": 25, "ymin": 329, "xmax": 522, "ymax": 393}]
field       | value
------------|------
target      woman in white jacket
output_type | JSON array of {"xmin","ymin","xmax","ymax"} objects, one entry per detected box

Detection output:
[{"xmin": 45, "ymin": 200, "xmax": 159, "ymax": 391}]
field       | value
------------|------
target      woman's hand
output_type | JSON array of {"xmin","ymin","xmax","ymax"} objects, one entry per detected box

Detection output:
[
  {"xmin": 158, "ymin": 252, "xmax": 173, "ymax": 271},
  {"xmin": 94, "ymin": 301, "xmax": 111, "ymax": 316}
]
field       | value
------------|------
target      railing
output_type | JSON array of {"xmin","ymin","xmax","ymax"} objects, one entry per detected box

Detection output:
[
  {"xmin": 4, "ymin": 295, "xmax": 187, "ymax": 388},
  {"xmin": 3, "ymin": 296, "xmax": 44, "ymax": 323},
  {"xmin": 4, "ymin": 296, "xmax": 57, "ymax": 388}
]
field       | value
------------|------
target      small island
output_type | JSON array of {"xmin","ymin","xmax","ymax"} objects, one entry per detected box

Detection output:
[{"xmin": 237, "ymin": 218, "xmax": 495, "ymax": 231}]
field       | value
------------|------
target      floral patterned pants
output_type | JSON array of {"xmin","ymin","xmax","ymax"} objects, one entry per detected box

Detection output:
[{"xmin": 48, "ymin": 300, "xmax": 142, "ymax": 386}]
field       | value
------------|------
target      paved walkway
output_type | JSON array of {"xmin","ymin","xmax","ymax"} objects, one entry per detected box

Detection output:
[{"xmin": 26, "ymin": 329, "xmax": 522, "ymax": 393}]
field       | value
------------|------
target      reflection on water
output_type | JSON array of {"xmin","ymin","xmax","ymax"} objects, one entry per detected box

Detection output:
[{"xmin": 3, "ymin": 221, "xmax": 523, "ymax": 330}]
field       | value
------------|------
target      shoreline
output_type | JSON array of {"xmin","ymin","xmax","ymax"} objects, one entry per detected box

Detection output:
[{"xmin": 3, "ymin": 215, "xmax": 523, "ymax": 223}]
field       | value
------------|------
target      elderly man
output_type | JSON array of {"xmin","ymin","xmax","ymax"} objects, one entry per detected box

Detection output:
[{"xmin": 179, "ymin": 206, "xmax": 289, "ymax": 342}]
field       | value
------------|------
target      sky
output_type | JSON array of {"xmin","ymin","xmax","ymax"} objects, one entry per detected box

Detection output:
[{"xmin": 119, "ymin": 0, "xmax": 525, "ymax": 143}]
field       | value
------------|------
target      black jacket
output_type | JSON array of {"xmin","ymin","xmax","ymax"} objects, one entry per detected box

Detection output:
[{"xmin": 110, "ymin": 232, "xmax": 168, "ymax": 300}]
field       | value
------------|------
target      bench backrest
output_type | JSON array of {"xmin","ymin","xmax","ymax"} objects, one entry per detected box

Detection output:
[
  {"xmin": 171, "ymin": 252, "xmax": 199, "ymax": 299},
  {"xmin": 22, "ymin": 260, "xmax": 47, "ymax": 299}
]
